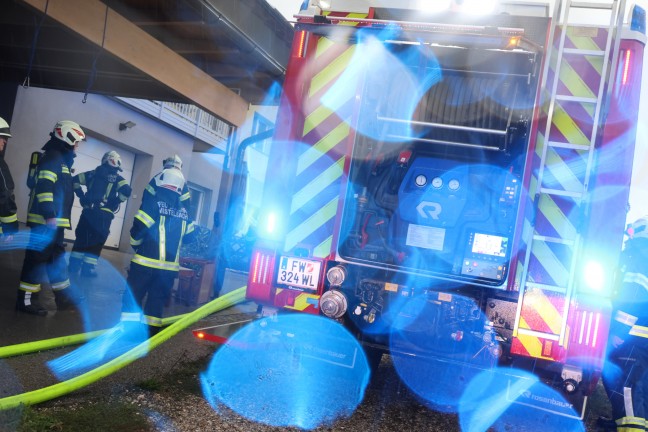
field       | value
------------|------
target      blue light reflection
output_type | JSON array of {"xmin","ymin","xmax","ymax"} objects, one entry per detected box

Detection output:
[
  {"xmin": 459, "ymin": 368, "xmax": 586, "ymax": 432},
  {"xmin": 390, "ymin": 294, "xmax": 498, "ymax": 413},
  {"xmin": 200, "ymin": 314, "xmax": 370, "ymax": 430},
  {"xmin": 47, "ymin": 283, "xmax": 148, "ymax": 380}
]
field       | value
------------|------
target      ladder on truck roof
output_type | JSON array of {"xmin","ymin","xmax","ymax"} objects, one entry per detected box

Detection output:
[{"xmin": 512, "ymin": 0, "xmax": 625, "ymax": 356}]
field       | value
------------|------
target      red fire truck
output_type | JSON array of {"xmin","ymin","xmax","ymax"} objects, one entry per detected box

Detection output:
[{"xmin": 216, "ymin": 0, "xmax": 647, "ymax": 419}]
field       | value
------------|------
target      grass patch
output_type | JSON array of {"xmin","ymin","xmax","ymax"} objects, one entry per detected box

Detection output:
[
  {"xmin": 17, "ymin": 401, "xmax": 150, "ymax": 432},
  {"xmin": 17, "ymin": 409, "xmax": 62, "ymax": 432},
  {"xmin": 584, "ymin": 378, "xmax": 613, "ymax": 429},
  {"xmin": 137, "ymin": 378, "xmax": 162, "ymax": 391},
  {"xmin": 588, "ymin": 380, "xmax": 612, "ymax": 417}
]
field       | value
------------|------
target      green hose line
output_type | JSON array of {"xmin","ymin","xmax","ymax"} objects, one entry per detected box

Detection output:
[
  {"xmin": 161, "ymin": 313, "xmax": 189, "ymax": 326},
  {"xmin": 0, "ymin": 313, "xmax": 190, "ymax": 359},
  {"xmin": 0, "ymin": 330, "xmax": 107, "ymax": 359},
  {"xmin": 0, "ymin": 286, "xmax": 247, "ymax": 410}
]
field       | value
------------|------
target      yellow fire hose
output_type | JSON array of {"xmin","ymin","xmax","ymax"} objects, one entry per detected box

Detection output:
[
  {"xmin": 0, "ymin": 330, "xmax": 107, "ymax": 359},
  {"xmin": 0, "ymin": 314, "xmax": 190, "ymax": 359},
  {"xmin": 0, "ymin": 287, "xmax": 246, "ymax": 410}
]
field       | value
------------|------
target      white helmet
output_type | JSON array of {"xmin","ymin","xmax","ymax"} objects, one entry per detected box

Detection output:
[
  {"xmin": 155, "ymin": 168, "xmax": 185, "ymax": 194},
  {"xmin": 53, "ymin": 120, "xmax": 85, "ymax": 147},
  {"xmin": 102, "ymin": 150, "xmax": 123, "ymax": 171},
  {"xmin": 0, "ymin": 117, "xmax": 11, "ymax": 137},
  {"xmin": 163, "ymin": 154, "xmax": 183, "ymax": 170}
]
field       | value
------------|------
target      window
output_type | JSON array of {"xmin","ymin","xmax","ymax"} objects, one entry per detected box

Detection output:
[
  {"xmin": 251, "ymin": 112, "xmax": 274, "ymax": 154},
  {"xmin": 187, "ymin": 182, "xmax": 210, "ymax": 226},
  {"xmin": 252, "ymin": 112, "xmax": 273, "ymax": 135}
]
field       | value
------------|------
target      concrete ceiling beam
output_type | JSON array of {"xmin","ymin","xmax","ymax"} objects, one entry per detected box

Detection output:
[{"xmin": 19, "ymin": 0, "xmax": 249, "ymax": 127}]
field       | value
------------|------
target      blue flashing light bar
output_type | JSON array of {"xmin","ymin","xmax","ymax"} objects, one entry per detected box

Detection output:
[{"xmin": 631, "ymin": 4, "xmax": 646, "ymax": 35}]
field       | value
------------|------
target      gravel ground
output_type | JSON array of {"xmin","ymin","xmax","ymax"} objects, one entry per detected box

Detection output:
[
  {"xmin": 10, "ymin": 355, "xmax": 611, "ymax": 432},
  {"xmin": 2, "ymin": 356, "xmax": 612, "ymax": 432},
  {"xmin": 1, "ymin": 308, "xmax": 612, "ymax": 432},
  {"xmin": 8, "ymin": 354, "xmax": 465, "ymax": 432}
]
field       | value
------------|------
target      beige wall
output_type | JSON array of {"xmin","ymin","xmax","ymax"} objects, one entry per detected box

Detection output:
[{"xmin": 7, "ymin": 85, "xmax": 197, "ymax": 251}]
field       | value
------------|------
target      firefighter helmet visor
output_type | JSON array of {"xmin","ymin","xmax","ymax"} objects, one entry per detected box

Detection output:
[
  {"xmin": 102, "ymin": 150, "xmax": 123, "ymax": 171},
  {"xmin": 53, "ymin": 120, "xmax": 85, "ymax": 147}
]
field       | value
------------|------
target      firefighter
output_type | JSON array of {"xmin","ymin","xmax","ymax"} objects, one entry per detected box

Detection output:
[
  {"xmin": 143, "ymin": 154, "xmax": 191, "ymax": 210},
  {"xmin": 0, "ymin": 117, "xmax": 18, "ymax": 241},
  {"xmin": 120, "ymin": 168, "xmax": 196, "ymax": 336},
  {"xmin": 68, "ymin": 150, "xmax": 132, "ymax": 277},
  {"xmin": 601, "ymin": 216, "xmax": 648, "ymax": 432},
  {"xmin": 16, "ymin": 120, "xmax": 86, "ymax": 315}
]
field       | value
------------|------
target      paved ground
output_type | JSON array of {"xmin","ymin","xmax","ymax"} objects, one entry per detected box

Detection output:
[
  {"xmin": 0, "ymin": 226, "xmax": 253, "ymax": 394},
  {"xmin": 1, "ymin": 240, "xmax": 131, "ymax": 347}
]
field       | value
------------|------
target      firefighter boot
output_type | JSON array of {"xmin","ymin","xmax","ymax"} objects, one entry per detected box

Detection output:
[
  {"xmin": 15, "ymin": 290, "xmax": 47, "ymax": 316},
  {"xmin": 54, "ymin": 288, "xmax": 75, "ymax": 311},
  {"xmin": 596, "ymin": 416, "xmax": 617, "ymax": 431},
  {"xmin": 68, "ymin": 256, "xmax": 82, "ymax": 275},
  {"xmin": 80, "ymin": 263, "xmax": 98, "ymax": 278}
]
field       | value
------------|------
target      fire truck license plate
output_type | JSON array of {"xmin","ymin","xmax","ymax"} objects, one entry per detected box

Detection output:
[{"xmin": 277, "ymin": 257, "xmax": 321, "ymax": 290}]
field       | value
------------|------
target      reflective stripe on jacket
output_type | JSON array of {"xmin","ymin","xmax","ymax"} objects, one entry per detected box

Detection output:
[
  {"xmin": 27, "ymin": 148, "xmax": 74, "ymax": 228},
  {"xmin": 0, "ymin": 157, "xmax": 18, "ymax": 234},
  {"xmin": 129, "ymin": 190, "xmax": 196, "ymax": 274},
  {"xmin": 610, "ymin": 239, "xmax": 648, "ymax": 346},
  {"xmin": 73, "ymin": 166, "xmax": 132, "ymax": 214}
]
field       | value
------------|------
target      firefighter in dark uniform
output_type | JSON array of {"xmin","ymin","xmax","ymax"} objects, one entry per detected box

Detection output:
[
  {"xmin": 143, "ymin": 154, "xmax": 191, "ymax": 210},
  {"xmin": 68, "ymin": 150, "xmax": 132, "ymax": 277},
  {"xmin": 0, "ymin": 117, "xmax": 18, "ymax": 240},
  {"xmin": 16, "ymin": 120, "xmax": 86, "ymax": 315},
  {"xmin": 602, "ymin": 216, "xmax": 648, "ymax": 432},
  {"xmin": 121, "ymin": 168, "xmax": 196, "ymax": 336}
]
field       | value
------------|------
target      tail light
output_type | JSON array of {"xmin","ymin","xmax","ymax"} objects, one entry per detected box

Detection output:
[
  {"xmin": 247, "ymin": 249, "xmax": 277, "ymax": 303},
  {"xmin": 566, "ymin": 298, "xmax": 611, "ymax": 370},
  {"xmin": 622, "ymin": 49, "xmax": 631, "ymax": 86},
  {"xmin": 575, "ymin": 310, "xmax": 602, "ymax": 348},
  {"xmin": 295, "ymin": 30, "xmax": 307, "ymax": 58}
]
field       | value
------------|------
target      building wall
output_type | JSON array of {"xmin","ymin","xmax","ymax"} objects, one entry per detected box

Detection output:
[
  {"xmin": 5, "ymin": 84, "xmax": 279, "ymax": 255},
  {"xmin": 189, "ymin": 151, "xmax": 225, "ymax": 225},
  {"xmin": 5, "ymin": 85, "xmax": 211, "ymax": 252}
]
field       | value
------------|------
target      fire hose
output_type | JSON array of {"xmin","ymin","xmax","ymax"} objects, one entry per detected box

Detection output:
[
  {"xmin": 0, "ymin": 286, "xmax": 246, "ymax": 410},
  {"xmin": 0, "ymin": 314, "xmax": 190, "ymax": 359}
]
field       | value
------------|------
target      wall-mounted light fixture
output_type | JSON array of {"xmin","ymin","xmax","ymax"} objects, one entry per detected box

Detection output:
[{"xmin": 119, "ymin": 121, "xmax": 136, "ymax": 131}]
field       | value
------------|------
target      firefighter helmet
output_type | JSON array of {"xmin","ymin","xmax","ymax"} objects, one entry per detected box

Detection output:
[
  {"xmin": 102, "ymin": 150, "xmax": 123, "ymax": 171},
  {"xmin": 53, "ymin": 120, "xmax": 85, "ymax": 147},
  {"xmin": 163, "ymin": 154, "xmax": 182, "ymax": 170},
  {"xmin": 0, "ymin": 117, "xmax": 11, "ymax": 138},
  {"xmin": 630, "ymin": 217, "xmax": 648, "ymax": 240},
  {"xmin": 156, "ymin": 168, "xmax": 185, "ymax": 194}
]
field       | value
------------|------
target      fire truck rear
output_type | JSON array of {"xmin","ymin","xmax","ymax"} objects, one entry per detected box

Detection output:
[{"xmin": 241, "ymin": 0, "xmax": 646, "ymax": 418}]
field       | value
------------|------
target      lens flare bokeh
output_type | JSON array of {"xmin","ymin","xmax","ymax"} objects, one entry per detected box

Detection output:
[
  {"xmin": 200, "ymin": 314, "xmax": 370, "ymax": 430},
  {"xmin": 320, "ymin": 30, "xmax": 442, "ymax": 143},
  {"xmin": 390, "ymin": 293, "xmax": 499, "ymax": 413},
  {"xmin": 47, "ymin": 269, "xmax": 148, "ymax": 381},
  {"xmin": 0, "ymin": 230, "xmax": 54, "ymax": 252},
  {"xmin": 47, "ymin": 320, "xmax": 149, "ymax": 380},
  {"xmin": 458, "ymin": 368, "xmax": 586, "ymax": 432}
]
